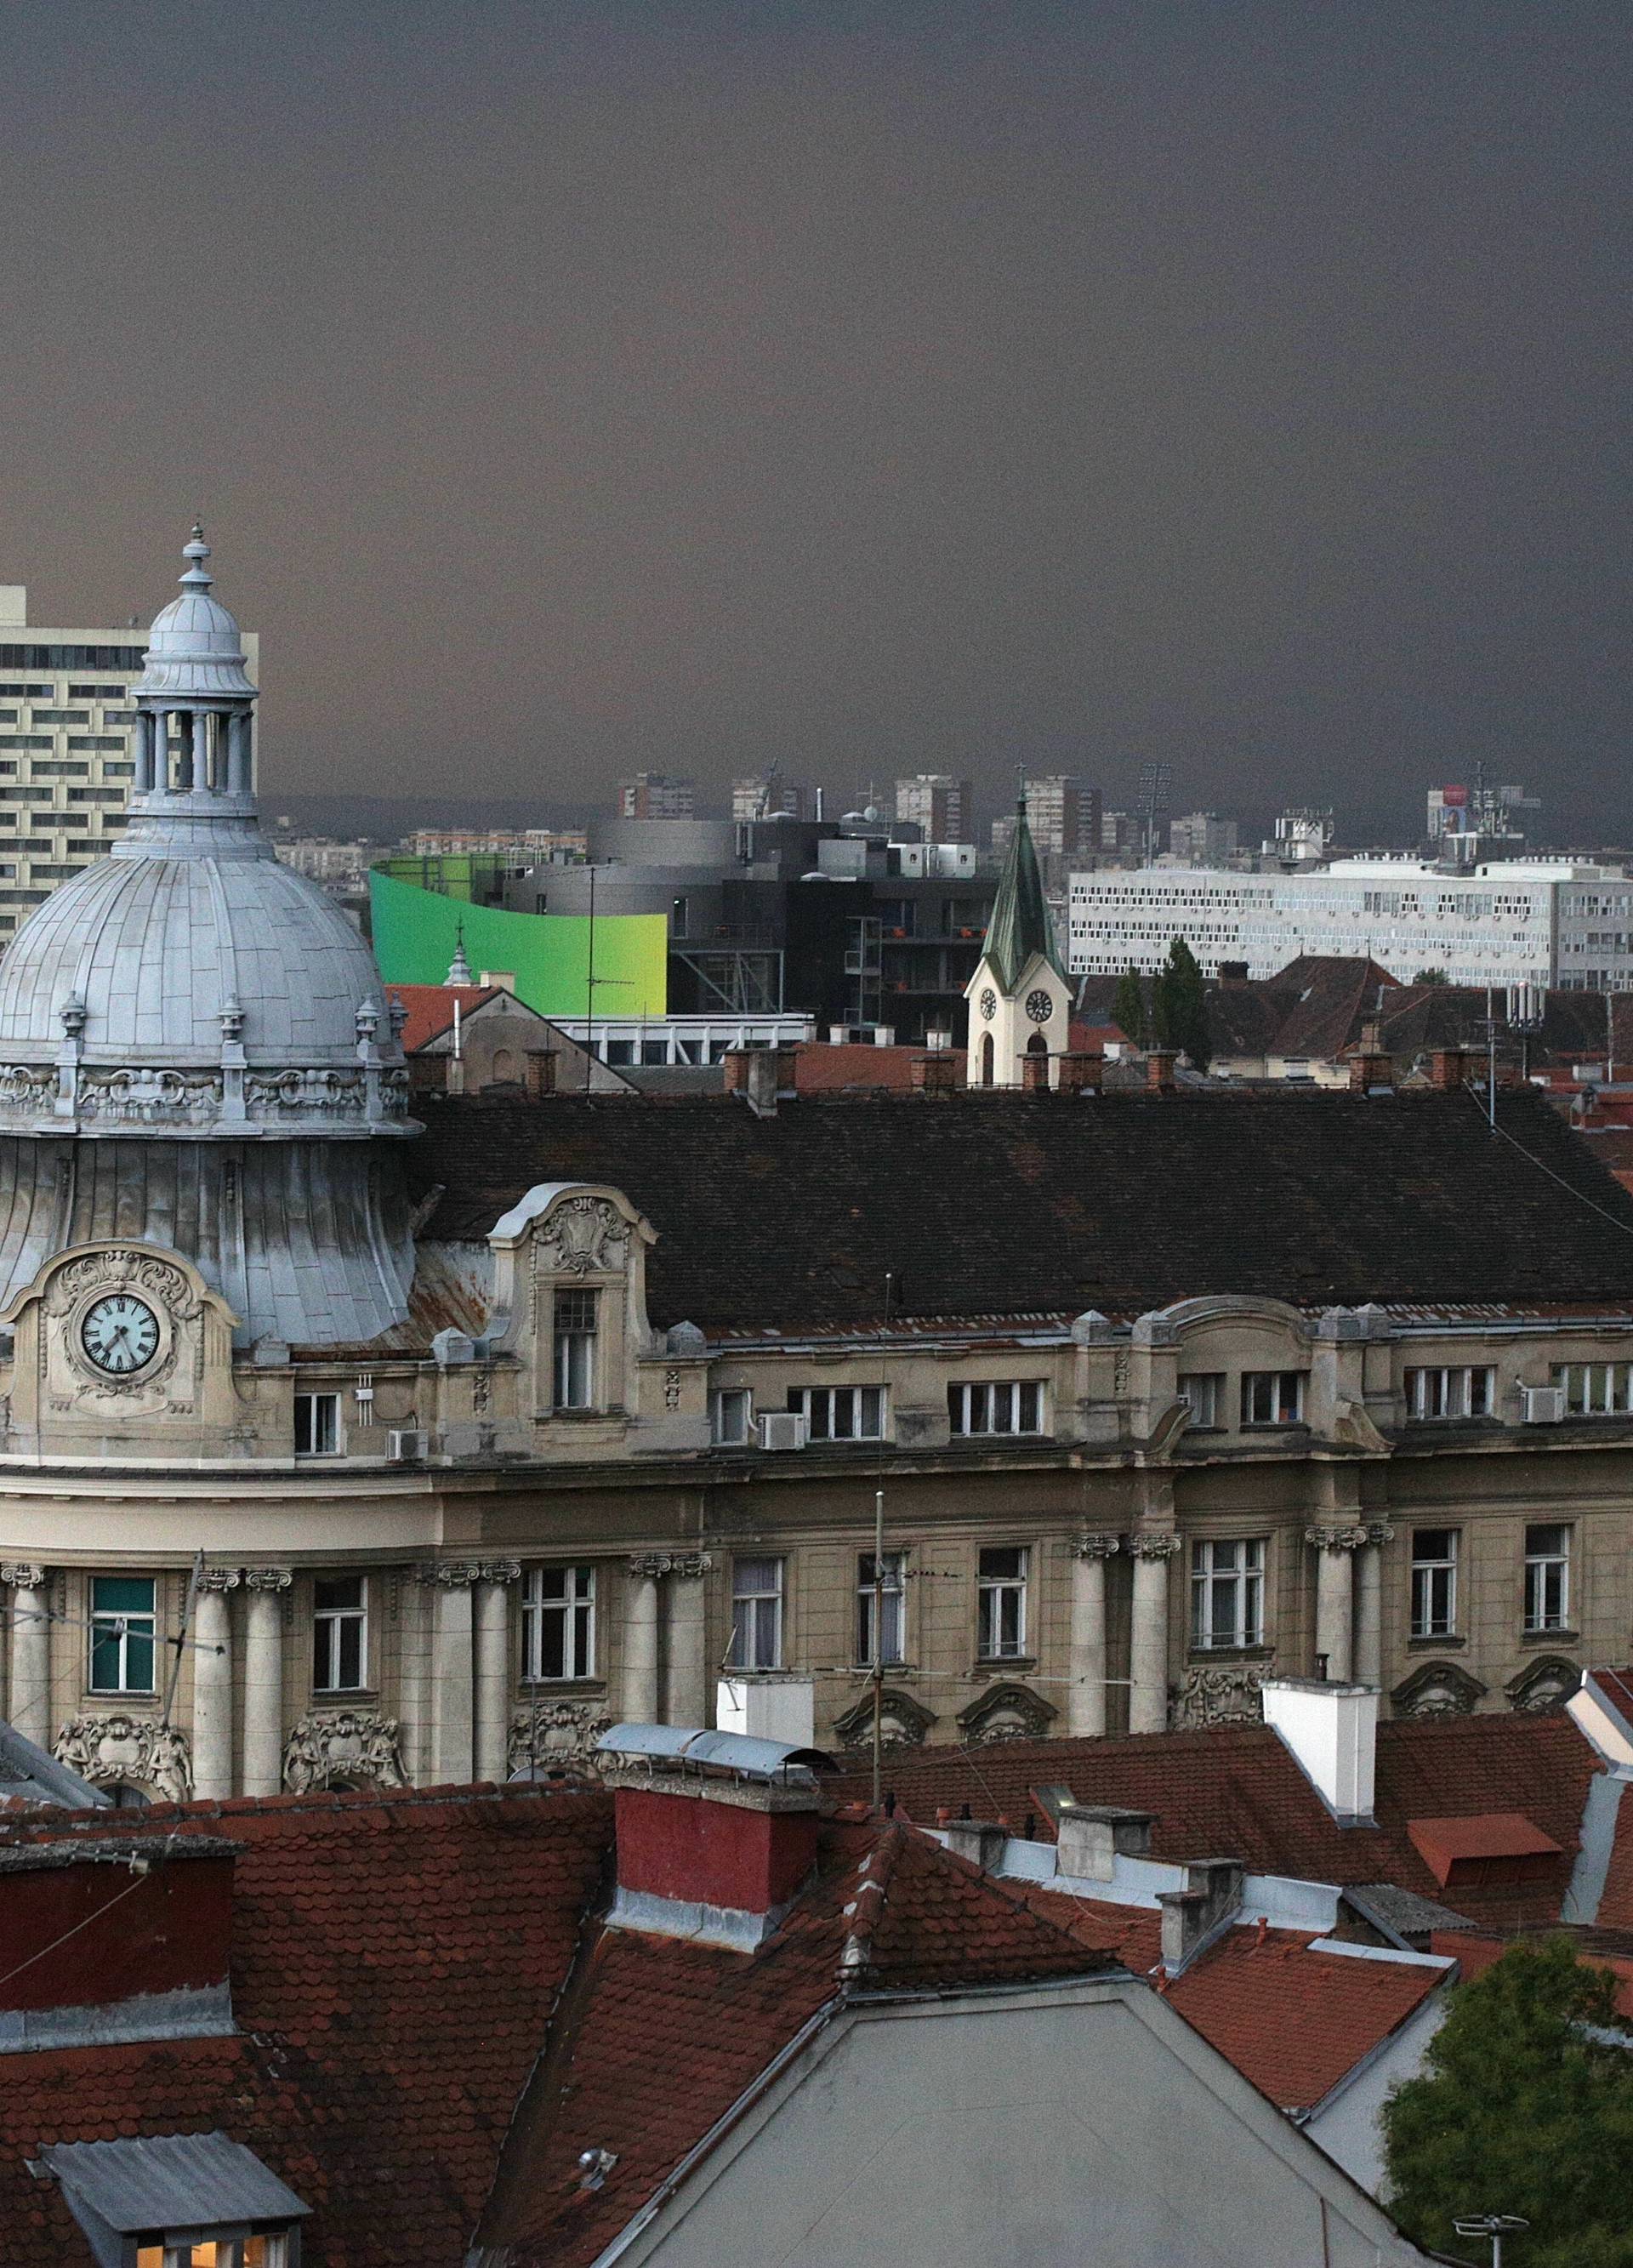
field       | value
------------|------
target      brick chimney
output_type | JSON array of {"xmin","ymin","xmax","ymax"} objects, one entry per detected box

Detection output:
[
  {"xmin": 599, "ymin": 1733, "xmax": 826, "ymax": 1951},
  {"xmin": 1347, "ymin": 1051, "xmax": 1392, "ymax": 1091},
  {"xmin": 1430, "ymin": 1048, "xmax": 1471, "ymax": 1089},
  {"xmin": 408, "ymin": 1052, "xmax": 450, "ymax": 1094},
  {"xmin": 910, "ymin": 1051, "xmax": 957, "ymax": 1093},
  {"xmin": 0, "ymin": 1839, "xmax": 236, "ymax": 2049},
  {"xmin": 1057, "ymin": 1052, "xmax": 1104, "ymax": 1096},
  {"xmin": 1020, "ymin": 1050, "xmax": 1050, "ymax": 1093},
  {"xmin": 1146, "ymin": 1047, "xmax": 1177, "ymax": 1093},
  {"xmin": 724, "ymin": 1047, "xmax": 795, "ymax": 1118},
  {"xmin": 523, "ymin": 1049, "xmax": 557, "ymax": 1099},
  {"xmin": 1217, "ymin": 961, "xmax": 1249, "ymax": 985},
  {"xmin": 1055, "ymin": 1804, "xmax": 1155, "ymax": 1883},
  {"xmin": 942, "ymin": 1817, "xmax": 1008, "ymax": 1872},
  {"xmin": 1158, "ymin": 1859, "xmax": 1244, "ymax": 1975}
]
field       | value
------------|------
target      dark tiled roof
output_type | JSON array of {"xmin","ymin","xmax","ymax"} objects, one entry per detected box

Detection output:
[
  {"xmin": 407, "ymin": 1084, "xmax": 1633, "ymax": 1331},
  {"xmin": 833, "ymin": 1710, "xmax": 1600, "ymax": 1929}
]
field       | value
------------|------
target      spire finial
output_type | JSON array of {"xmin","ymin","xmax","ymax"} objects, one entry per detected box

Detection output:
[
  {"xmin": 179, "ymin": 520, "xmax": 213, "ymax": 594},
  {"xmin": 446, "ymin": 920, "xmax": 474, "ymax": 989}
]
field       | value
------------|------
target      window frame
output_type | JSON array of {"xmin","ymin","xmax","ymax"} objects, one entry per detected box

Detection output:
[
  {"xmin": 788, "ymin": 1385, "xmax": 888, "ymax": 1443},
  {"xmin": 1550, "ymin": 1361, "xmax": 1633, "ymax": 1416},
  {"xmin": 1404, "ymin": 1365, "xmax": 1496, "ymax": 1421},
  {"xmin": 1239, "ymin": 1370, "xmax": 1306, "ymax": 1427},
  {"xmin": 856, "ymin": 1550, "xmax": 907, "ymax": 1667},
  {"xmin": 1178, "ymin": 1372, "xmax": 1225, "ymax": 1429},
  {"xmin": 976, "ymin": 1545, "xmax": 1030, "ymax": 1661},
  {"xmin": 729, "ymin": 1555, "xmax": 785, "ymax": 1671},
  {"xmin": 551, "ymin": 1288, "xmax": 600, "ymax": 1410},
  {"xmin": 709, "ymin": 1387, "xmax": 754, "ymax": 1445},
  {"xmin": 89, "ymin": 1575, "xmax": 158, "ymax": 1695},
  {"xmin": 293, "ymin": 1390, "xmax": 341, "ymax": 1457},
  {"xmin": 521, "ymin": 1564, "xmax": 597, "ymax": 1683},
  {"xmin": 312, "ymin": 1574, "xmax": 368, "ymax": 1695},
  {"xmin": 1410, "ymin": 1527, "xmax": 1459, "ymax": 1639},
  {"xmin": 947, "ymin": 1380, "xmax": 1044, "ymax": 1437},
  {"xmin": 1190, "ymin": 1537, "xmax": 1266, "ymax": 1652},
  {"xmin": 1523, "ymin": 1523, "xmax": 1571, "ymax": 1634}
]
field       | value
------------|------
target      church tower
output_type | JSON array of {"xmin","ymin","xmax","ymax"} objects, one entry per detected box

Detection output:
[{"xmin": 964, "ymin": 797, "xmax": 1072, "ymax": 1086}]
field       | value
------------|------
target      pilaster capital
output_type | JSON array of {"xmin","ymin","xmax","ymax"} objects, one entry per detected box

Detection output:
[
  {"xmin": 1127, "ymin": 1532, "xmax": 1182, "ymax": 1562},
  {"xmin": 628, "ymin": 1553, "xmax": 672, "ymax": 1581},
  {"xmin": 479, "ymin": 1559, "xmax": 523, "ymax": 1587},
  {"xmin": 1072, "ymin": 1530, "xmax": 1122, "ymax": 1562},
  {"xmin": 196, "ymin": 1567, "xmax": 242, "ymax": 1594},
  {"xmin": 1304, "ymin": 1524, "xmax": 1370, "ymax": 1553},
  {"xmin": 0, "ymin": 1563, "xmax": 45, "ymax": 1590},
  {"xmin": 667, "ymin": 1552, "xmax": 713, "ymax": 1581},
  {"xmin": 243, "ymin": 1566, "xmax": 293, "ymax": 1593},
  {"xmin": 416, "ymin": 1560, "xmax": 482, "ymax": 1587},
  {"xmin": 1364, "ymin": 1520, "xmax": 1397, "ymax": 1547}
]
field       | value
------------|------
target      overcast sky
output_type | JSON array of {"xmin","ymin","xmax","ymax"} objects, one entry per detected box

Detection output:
[{"xmin": 0, "ymin": 2, "xmax": 1627, "ymax": 837}]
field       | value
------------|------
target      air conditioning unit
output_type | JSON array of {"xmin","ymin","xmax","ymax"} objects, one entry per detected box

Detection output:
[
  {"xmin": 1520, "ymin": 1387, "xmax": 1566, "ymax": 1425},
  {"xmin": 756, "ymin": 1412, "xmax": 809, "ymax": 1452},
  {"xmin": 385, "ymin": 1428, "xmax": 430, "ymax": 1462}
]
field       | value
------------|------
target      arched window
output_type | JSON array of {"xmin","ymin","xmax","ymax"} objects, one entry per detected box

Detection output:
[
  {"xmin": 489, "ymin": 1046, "xmax": 517, "ymax": 1085},
  {"xmin": 1027, "ymin": 1032, "xmax": 1047, "ymax": 1057},
  {"xmin": 980, "ymin": 1033, "xmax": 994, "ymax": 1087}
]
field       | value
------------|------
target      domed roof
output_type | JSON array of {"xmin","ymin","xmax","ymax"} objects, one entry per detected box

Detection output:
[{"xmin": 137, "ymin": 526, "xmax": 257, "ymax": 699}]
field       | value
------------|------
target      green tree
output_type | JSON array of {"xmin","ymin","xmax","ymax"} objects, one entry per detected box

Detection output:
[
  {"xmin": 1112, "ymin": 965, "xmax": 1148, "ymax": 1047},
  {"xmin": 1414, "ymin": 966, "xmax": 1451, "ymax": 985},
  {"xmin": 1152, "ymin": 937, "xmax": 1211, "ymax": 1069},
  {"xmin": 1384, "ymin": 1936, "xmax": 1633, "ymax": 2266}
]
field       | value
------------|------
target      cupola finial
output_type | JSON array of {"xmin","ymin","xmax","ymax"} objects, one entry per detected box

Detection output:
[{"xmin": 179, "ymin": 521, "xmax": 213, "ymax": 595}]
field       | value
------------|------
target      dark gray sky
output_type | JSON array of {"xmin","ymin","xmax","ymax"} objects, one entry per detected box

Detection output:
[{"xmin": 1, "ymin": 2, "xmax": 1628, "ymax": 837}]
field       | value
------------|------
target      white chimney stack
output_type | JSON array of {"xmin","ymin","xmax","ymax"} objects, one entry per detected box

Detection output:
[{"xmin": 1260, "ymin": 1677, "xmax": 1378, "ymax": 1823}]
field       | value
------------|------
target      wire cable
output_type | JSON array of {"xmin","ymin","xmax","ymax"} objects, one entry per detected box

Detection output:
[{"xmin": 1465, "ymin": 1084, "xmax": 1633, "ymax": 1244}]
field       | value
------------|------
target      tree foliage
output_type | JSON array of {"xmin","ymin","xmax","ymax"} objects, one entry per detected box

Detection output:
[
  {"xmin": 1383, "ymin": 1935, "xmax": 1633, "ymax": 2266},
  {"xmin": 1414, "ymin": 966, "xmax": 1451, "ymax": 985},
  {"xmin": 1152, "ymin": 937, "xmax": 1211, "ymax": 1069},
  {"xmin": 1112, "ymin": 965, "xmax": 1148, "ymax": 1048}
]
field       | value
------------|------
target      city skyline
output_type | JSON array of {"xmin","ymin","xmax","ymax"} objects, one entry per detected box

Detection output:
[{"xmin": 2, "ymin": 2, "xmax": 1629, "ymax": 840}]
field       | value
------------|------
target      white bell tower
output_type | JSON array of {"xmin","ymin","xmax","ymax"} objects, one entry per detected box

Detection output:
[{"xmin": 965, "ymin": 798, "xmax": 1073, "ymax": 1088}]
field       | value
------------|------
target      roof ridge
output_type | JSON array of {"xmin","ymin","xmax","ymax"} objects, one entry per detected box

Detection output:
[{"xmin": 836, "ymin": 1821, "xmax": 906, "ymax": 1980}]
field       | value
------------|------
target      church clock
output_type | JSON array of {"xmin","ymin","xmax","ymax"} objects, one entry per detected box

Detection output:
[{"xmin": 80, "ymin": 1293, "xmax": 162, "ymax": 1378}]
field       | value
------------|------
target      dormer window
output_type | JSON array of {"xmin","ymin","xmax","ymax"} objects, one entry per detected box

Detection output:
[{"xmin": 42, "ymin": 2132, "xmax": 309, "ymax": 2268}]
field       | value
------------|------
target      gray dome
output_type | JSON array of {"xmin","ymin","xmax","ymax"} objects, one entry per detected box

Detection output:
[
  {"xmin": 0, "ymin": 829, "xmax": 389, "ymax": 1067},
  {"xmin": 137, "ymin": 527, "xmax": 256, "ymax": 700}
]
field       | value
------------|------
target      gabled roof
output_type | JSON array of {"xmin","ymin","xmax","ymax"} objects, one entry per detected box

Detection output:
[
  {"xmin": 407, "ymin": 1084, "xmax": 1633, "ymax": 1331},
  {"xmin": 979, "ymin": 798, "xmax": 1064, "ymax": 991},
  {"xmin": 387, "ymin": 983, "xmax": 504, "ymax": 1052},
  {"xmin": 831, "ymin": 1710, "xmax": 1599, "ymax": 1929}
]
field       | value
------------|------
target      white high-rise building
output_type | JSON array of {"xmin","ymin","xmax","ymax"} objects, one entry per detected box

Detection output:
[
  {"xmin": 1068, "ymin": 858, "xmax": 1633, "ymax": 992},
  {"xmin": 0, "ymin": 567, "xmax": 259, "ymax": 943}
]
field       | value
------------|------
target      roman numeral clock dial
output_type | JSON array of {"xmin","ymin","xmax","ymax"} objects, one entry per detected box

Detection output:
[{"xmin": 80, "ymin": 1292, "xmax": 161, "ymax": 1377}]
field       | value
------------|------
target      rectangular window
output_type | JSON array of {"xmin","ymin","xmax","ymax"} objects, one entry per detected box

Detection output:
[
  {"xmin": 947, "ymin": 1380, "xmax": 1044, "ymax": 1436},
  {"xmin": 788, "ymin": 1385, "xmax": 887, "ymax": 1441},
  {"xmin": 313, "ymin": 1575, "xmax": 367, "ymax": 1692},
  {"xmin": 1179, "ymin": 1372, "xmax": 1224, "ymax": 1428},
  {"xmin": 553, "ymin": 1289, "xmax": 598, "ymax": 1409},
  {"xmin": 293, "ymin": 1391, "xmax": 340, "ymax": 1456},
  {"xmin": 1411, "ymin": 1528, "xmax": 1459, "ymax": 1638},
  {"xmin": 1405, "ymin": 1366, "xmax": 1495, "ymax": 1420},
  {"xmin": 710, "ymin": 1388, "xmax": 753, "ymax": 1445},
  {"xmin": 1240, "ymin": 1370, "xmax": 1306, "ymax": 1426},
  {"xmin": 522, "ymin": 1564, "xmax": 595, "ymax": 1680},
  {"xmin": 1191, "ymin": 1538, "xmax": 1266, "ymax": 1650},
  {"xmin": 1524, "ymin": 1524, "xmax": 1570, "ymax": 1633},
  {"xmin": 856, "ymin": 1551, "xmax": 906, "ymax": 1666},
  {"xmin": 89, "ymin": 1575, "xmax": 156, "ymax": 1694},
  {"xmin": 977, "ymin": 1546, "xmax": 1029, "ymax": 1659},
  {"xmin": 1550, "ymin": 1362, "xmax": 1633, "ymax": 1416},
  {"xmin": 731, "ymin": 1556, "xmax": 784, "ymax": 1670}
]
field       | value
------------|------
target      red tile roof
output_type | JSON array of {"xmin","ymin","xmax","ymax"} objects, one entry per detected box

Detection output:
[
  {"xmin": 790, "ymin": 1042, "xmax": 967, "ymax": 1092},
  {"xmin": 385, "ymin": 983, "xmax": 498, "ymax": 1052},
  {"xmin": 833, "ymin": 1711, "xmax": 1598, "ymax": 1928},
  {"xmin": 1405, "ymin": 1813, "xmax": 1562, "ymax": 1885},
  {"xmin": 1020, "ymin": 1887, "xmax": 1446, "ymax": 2112}
]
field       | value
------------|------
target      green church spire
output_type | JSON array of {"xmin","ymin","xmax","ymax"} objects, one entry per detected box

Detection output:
[{"xmin": 983, "ymin": 797, "xmax": 1065, "ymax": 993}]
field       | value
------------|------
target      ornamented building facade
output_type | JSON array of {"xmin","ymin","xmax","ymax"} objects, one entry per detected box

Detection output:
[{"xmin": 3, "ymin": 538, "xmax": 1633, "ymax": 1804}]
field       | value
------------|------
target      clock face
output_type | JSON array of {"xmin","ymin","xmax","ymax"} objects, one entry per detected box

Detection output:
[
  {"xmin": 1025, "ymin": 988, "xmax": 1054, "ymax": 1025},
  {"xmin": 979, "ymin": 988, "xmax": 998, "ymax": 1021},
  {"xmin": 80, "ymin": 1293, "xmax": 161, "ymax": 1377}
]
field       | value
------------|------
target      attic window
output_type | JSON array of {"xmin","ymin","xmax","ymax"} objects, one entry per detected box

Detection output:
[
  {"xmin": 43, "ymin": 2133, "xmax": 309, "ymax": 2268},
  {"xmin": 1405, "ymin": 1813, "xmax": 1562, "ymax": 1889}
]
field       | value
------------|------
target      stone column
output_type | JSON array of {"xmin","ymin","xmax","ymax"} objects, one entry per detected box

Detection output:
[
  {"xmin": 3, "ymin": 1565, "xmax": 49, "ymax": 1750},
  {"xmin": 1354, "ymin": 1521, "xmax": 1394, "ymax": 1687},
  {"xmin": 423, "ymin": 1563, "xmax": 479, "ymax": 1785},
  {"xmin": 1128, "ymin": 1534, "xmax": 1181, "ymax": 1735},
  {"xmin": 1067, "ymin": 1533, "xmax": 1121, "ymax": 1737},
  {"xmin": 190, "ymin": 709, "xmax": 210, "ymax": 793},
  {"xmin": 474, "ymin": 1561, "xmax": 521, "ymax": 1784},
  {"xmin": 1306, "ymin": 1525, "xmax": 1368, "ymax": 1683},
  {"xmin": 228, "ymin": 710, "xmax": 253, "ymax": 793},
  {"xmin": 242, "ymin": 1568, "xmax": 292, "ymax": 1798},
  {"xmin": 623, "ymin": 1556, "xmax": 664, "ymax": 1724},
  {"xmin": 663, "ymin": 1553, "xmax": 713, "ymax": 1729},
  {"xmin": 191, "ymin": 1570, "xmax": 241, "ymax": 1802}
]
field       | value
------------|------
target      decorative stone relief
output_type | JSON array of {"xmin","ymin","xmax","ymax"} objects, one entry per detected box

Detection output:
[
  {"xmin": 956, "ymin": 1681, "xmax": 1058, "ymax": 1745},
  {"xmin": 1127, "ymin": 1532, "xmax": 1183, "ymax": 1561},
  {"xmin": 628, "ymin": 1551, "xmax": 713, "ymax": 1581},
  {"xmin": 1304, "ymin": 1524, "xmax": 1371, "ymax": 1552},
  {"xmin": 0, "ymin": 1562, "xmax": 45, "ymax": 1589},
  {"xmin": 1173, "ymin": 1659, "xmax": 1276, "ymax": 1729},
  {"xmin": 508, "ymin": 1701, "xmax": 613, "ymax": 1778},
  {"xmin": 537, "ymin": 1195, "xmax": 628, "ymax": 1277},
  {"xmin": 1391, "ymin": 1660, "xmax": 1488, "ymax": 1718},
  {"xmin": 831, "ymin": 1687, "xmax": 937, "ymax": 1751},
  {"xmin": 283, "ymin": 1708, "xmax": 408, "ymax": 1794},
  {"xmin": 1071, "ymin": 1530, "xmax": 1121, "ymax": 1561},
  {"xmin": 1506, "ymin": 1656, "xmax": 1581, "ymax": 1714},
  {"xmin": 55, "ymin": 1712, "xmax": 192, "ymax": 1803}
]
